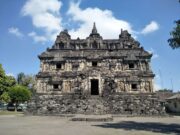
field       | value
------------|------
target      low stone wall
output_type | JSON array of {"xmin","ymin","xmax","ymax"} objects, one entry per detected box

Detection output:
[
  {"xmin": 106, "ymin": 93, "xmax": 166, "ymax": 115},
  {"xmin": 27, "ymin": 93, "xmax": 166, "ymax": 116}
]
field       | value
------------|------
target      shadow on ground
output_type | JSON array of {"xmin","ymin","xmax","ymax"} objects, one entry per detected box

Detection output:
[{"xmin": 93, "ymin": 121, "xmax": 180, "ymax": 134}]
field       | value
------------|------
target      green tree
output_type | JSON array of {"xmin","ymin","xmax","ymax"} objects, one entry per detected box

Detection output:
[
  {"xmin": 17, "ymin": 73, "xmax": 35, "ymax": 88},
  {"xmin": 0, "ymin": 92, "xmax": 11, "ymax": 103},
  {"xmin": 8, "ymin": 85, "xmax": 31, "ymax": 106},
  {"xmin": 17, "ymin": 72, "xmax": 25, "ymax": 85},
  {"xmin": 168, "ymin": 20, "xmax": 180, "ymax": 49},
  {"xmin": 0, "ymin": 64, "xmax": 6, "ymax": 77},
  {"xmin": 168, "ymin": 1, "xmax": 180, "ymax": 49},
  {"xmin": 0, "ymin": 64, "xmax": 16, "ymax": 95},
  {"xmin": 5, "ymin": 75, "xmax": 16, "ymax": 88},
  {"xmin": 17, "ymin": 73, "xmax": 36, "ymax": 95},
  {"xmin": 0, "ymin": 64, "xmax": 6, "ymax": 95},
  {"xmin": 158, "ymin": 89, "xmax": 173, "ymax": 93}
]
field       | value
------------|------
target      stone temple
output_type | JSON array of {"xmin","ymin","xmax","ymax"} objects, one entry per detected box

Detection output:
[{"xmin": 28, "ymin": 23, "xmax": 165, "ymax": 115}]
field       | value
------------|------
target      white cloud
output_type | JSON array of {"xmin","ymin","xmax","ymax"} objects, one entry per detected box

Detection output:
[
  {"xmin": 21, "ymin": 0, "xmax": 159, "ymax": 43},
  {"xmin": 67, "ymin": 1, "xmax": 134, "ymax": 39},
  {"xmin": 8, "ymin": 27, "xmax": 24, "ymax": 37},
  {"xmin": 6, "ymin": 73, "xmax": 15, "ymax": 77},
  {"xmin": 28, "ymin": 32, "xmax": 47, "ymax": 43},
  {"xmin": 147, "ymin": 48, "xmax": 159, "ymax": 59},
  {"xmin": 141, "ymin": 21, "xmax": 159, "ymax": 34},
  {"xmin": 21, "ymin": 0, "xmax": 63, "ymax": 42},
  {"xmin": 154, "ymin": 83, "xmax": 161, "ymax": 91}
]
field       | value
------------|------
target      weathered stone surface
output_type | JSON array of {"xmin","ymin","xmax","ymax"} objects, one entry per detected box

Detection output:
[
  {"xmin": 71, "ymin": 114, "xmax": 113, "ymax": 122},
  {"xmin": 27, "ymin": 93, "xmax": 166, "ymax": 116},
  {"xmin": 36, "ymin": 23, "xmax": 154, "ymax": 95},
  {"xmin": 27, "ymin": 23, "xmax": 165, "ymax": 116}
]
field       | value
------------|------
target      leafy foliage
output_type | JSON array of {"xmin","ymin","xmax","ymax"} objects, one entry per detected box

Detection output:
[
  {"xmin": 17, "ymin": 72, "xmax": 35, "ymax": 87},
  {"xmin": 0, "ymin": 64, "xmax": 16, "ymax": 95},
  {"xmin": 0, "ymin": 92, "xmax": 11, "ymax": 103},
  {"xmin": 0, "ymin": 64, "xmax": 6, "ymax": 78},
  {"xmin": 158, "ymin": 89, "xmax": 173, "ymax": 93},
  {"xmin": 168, "ymin": 20, "xmax": 180, "ymax": 49},
  {"xmin": 5, "ymin": 76, "xmax": 16, "ymax": 88},
  {"xmin": 17, "ymin": 72, "xmax": 25, "ymax": 85},
  {"xmin": 8, "ymin": 85, "xmax": 31, "ymax": 104},
  {"xmin": 0, "ymin": 64, "xmax": 34, "ymax": 104},
  {"xmin": 17, "ymin": 72, "xmax": 36, "ymax": 96}
]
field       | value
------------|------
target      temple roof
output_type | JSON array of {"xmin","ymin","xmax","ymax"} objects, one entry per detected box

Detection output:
[
  {"xmin": 39, "ymin": 23, "xmax": 153, "ymax": 59},
  {"xmin": 89, "ymin": 22, "xmax": 101, "ymax": 38},
  {"xmin": 52, "ymin": 24, "xmax": 142, "ymax": 49},
  {"xmin": 92, "ymin": 22, "xmax": 98, "ymax": 34}
]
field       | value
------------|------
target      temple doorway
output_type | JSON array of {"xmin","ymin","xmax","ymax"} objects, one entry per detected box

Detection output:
[{"xmin": 91, "ymin": 79, "xmax": 99, "ymax": 95}]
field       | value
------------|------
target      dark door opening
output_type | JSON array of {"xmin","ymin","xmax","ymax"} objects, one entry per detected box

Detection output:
[{"xmin": 91, "ymin": 79, "xmax": 99, "ymax": 95}]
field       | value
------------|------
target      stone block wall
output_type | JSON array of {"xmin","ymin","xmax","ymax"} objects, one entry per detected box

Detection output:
[{"xmin": 27, "ymin": 93, "xmax": 166, "ymax": 116}]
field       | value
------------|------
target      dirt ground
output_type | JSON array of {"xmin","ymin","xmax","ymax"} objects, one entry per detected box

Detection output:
[{"xmin": 0, "ymin": 115, "xmax": 180, "ymax": 135}]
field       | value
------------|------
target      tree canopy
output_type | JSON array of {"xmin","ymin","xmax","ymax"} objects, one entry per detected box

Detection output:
[
  {"xmin": 8, "ymin": 85, "xmax": 31, "ymax": 104},
  {"xmin": 17, "ymin": 72, "xmax": 35, "ymax": 88},
  {"xmin": 0, "ymin": 64, "xmax": 16, "ymax": 95},
  {"xmin": 0, "ymin": 92, "xmax": 11, "ymax": 103},
  {"xmin": 0, "ymin": 64, "xmax": 33, "ymax": 104},
  {"xmin": 168, "ymin": 20, "xmax": 180, "ymax": 49},
  {"xmin": 168, "ymin": 1, "xmax": 180, "ymax": 49},
  {"xmin": 17, "ymin": 72, "xmax": 36, "ymax": 95},
  {"xmin": 0, "ymin": 64, "xmax": 6, "ymax": 77},
  {"xmin": 17, "ymin": 72, "xmax": 26, "ymax": 85}
]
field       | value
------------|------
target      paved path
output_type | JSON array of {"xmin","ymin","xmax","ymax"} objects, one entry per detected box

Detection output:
[{"xmin": 0, "ymin": 115, "xmax": 180, "ymax": 135}]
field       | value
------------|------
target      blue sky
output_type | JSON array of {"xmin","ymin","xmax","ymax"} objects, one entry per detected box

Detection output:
[{"xmin": 0, "ymin": 0, "xmax": 180, "ymax": 91}]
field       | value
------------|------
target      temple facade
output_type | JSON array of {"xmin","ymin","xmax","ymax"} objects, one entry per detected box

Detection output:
[
  {"xmin": 27, "ymin": 23, "xmax": 167, "ymax": 116},
  {"xmin": 36, "ymin": 23, "xmax": 155, "ymax": 95}
]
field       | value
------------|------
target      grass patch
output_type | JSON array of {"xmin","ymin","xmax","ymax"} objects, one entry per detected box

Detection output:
[{"xmin": 0, "ymin": 111, "xmax": 24, "ymax": 115}]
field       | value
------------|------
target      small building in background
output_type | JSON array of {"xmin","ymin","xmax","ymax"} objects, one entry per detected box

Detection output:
[{"xmin": 166, "ymin": 94, "xmax": 180, "ymax": 113}]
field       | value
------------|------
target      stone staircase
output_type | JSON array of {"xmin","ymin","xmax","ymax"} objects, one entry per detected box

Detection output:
[
  {"xmin": 81, "ymin": 96, "xmax": 109, "ymax": 115},
  {"xmin": 71, "ymin": 114, "xmax": 113, "ymax": 121}
]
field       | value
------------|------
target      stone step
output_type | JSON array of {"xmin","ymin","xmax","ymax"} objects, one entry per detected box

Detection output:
[{"xmin": 71, "ymin": 114, "xmax": 113, "ymax": 122}]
